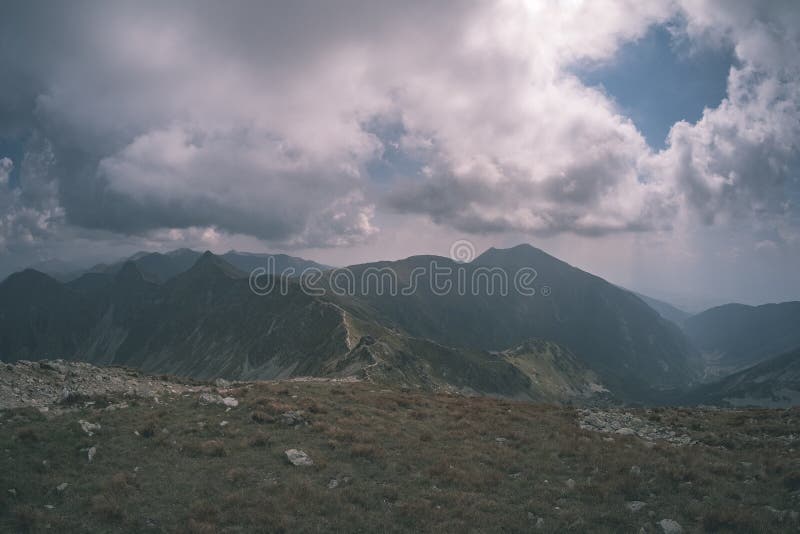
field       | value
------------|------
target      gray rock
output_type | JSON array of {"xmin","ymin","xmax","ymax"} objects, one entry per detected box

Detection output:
[
  {"xmin": 87, "ymin": 446, "xmax": 97, "ymax": 463},
  {"xmin": 630, "ymin": 465, "xmax": 641, "ymax": 476},
  {"xmin": 658, "ymin": 519, "xmax": 683, "ymax": 534},
  {"xmin": 199, "ymin": 392, "xmax": 224, "ymax": 405},
  {"xmin": 78, "ymin": 420, "xmax": 101, "ymax": 436},
  {"xmin": 214, "ymin": 378, "xmax": 232, "ymax": 388},
  {"xmin": 285, "ymin": 449, "xmax": 313, "ymax": 466},
  {"xmin": 56, "ymin": 483, "xmax": 69, "ymax": 492},
  {"xmin": 616, "ymin": 428, "xmax": 636, "ymax": 436},
  {"xmin": 198, "ymin": 393, "xmax": 238, "ymax": 407},
  {"xmin": 565, "ymin": 478, "xmax": 576, "ymax": 490},
  {"xmin": 328, "ymin": 478, "xmax": 339, "ymax": 489}
]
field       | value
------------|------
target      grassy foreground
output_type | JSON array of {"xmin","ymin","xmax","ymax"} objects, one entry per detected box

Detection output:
[{"xmin": 1, "ymin": 381, "xmax": 799, "ymax": 533}]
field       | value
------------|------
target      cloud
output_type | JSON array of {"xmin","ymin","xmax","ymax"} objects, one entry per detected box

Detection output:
[
  {"xmin": 0, "ymin": 0, "xmax": 797, "ymax": 265},
  {"xmin": 0, "ymin": 158, "xmax": 11, "ymax": 186},
  {"xmin": 654, "ymin": 0, "xmax": 800, "ymax": 225}
]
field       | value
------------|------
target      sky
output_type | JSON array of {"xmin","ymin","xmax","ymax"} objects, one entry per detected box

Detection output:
[{"xmin": 1, "ymin": 0, "xmax": 799, "ymax": 310}]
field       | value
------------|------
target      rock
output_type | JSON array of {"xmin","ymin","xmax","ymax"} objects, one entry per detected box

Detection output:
[
  {"xmin": 222, "ymin": 397, "xmax": 239, "ymax": 408},
  {"xmin": 219, "ymin": 421, "xmax": 229, "ymax": 427},
  {"xmin": 199, "ymin": 392, "xmax": 224, "ymax": 405},
  {"xmin": 328, "ymin": 478, "xmax": 339, "ymax": 489},
  {"xmin": 616, "ymin": 428, "xmax": 636, "ymax": 436},
  {"xmin": 8, "ymin": 489, "xmax": 16, "ymax": 497},
  {"xmin": 56, "ymin": 483, "xmax": 69, "ymax": 492},
  {"xmin": 626, "ymin": 501, "xmax": 647, "ymax": 512},
  {"xmin": 87, "ymin": 446, "xmax": 97, "ymax": 462},
  {"xmin": 78, "ymin": 420, "xmax": 101, "ymax": 436},
  {"xmin": 658, "ymin": 519, "xmax": 683, "ymax": 534},
  {"xmin": 285, "ymin": 449, "xmax": 313, "ymax": 466},
  {"xmin": 495, "ymin": 437, "xmax": 508, "ymax": 444},
  {"xmin": 565, "ymin": 478, "xmax": 576, "ymax": 490},
  {"xmin": 630, "ymin": 465, "xmax": 641, "ymax": 476},
  {"xmin": 281, "ymin": 411, "xmax": 305, "ymax": 426},
  {"xmin": 214, "ymin": 378, "xmax": 231, "ymax": 388}
]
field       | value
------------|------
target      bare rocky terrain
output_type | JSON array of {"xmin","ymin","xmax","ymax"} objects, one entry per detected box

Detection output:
[{"xmin": 0, "ymin": 359, "xmax": 202, "ymax": 410}]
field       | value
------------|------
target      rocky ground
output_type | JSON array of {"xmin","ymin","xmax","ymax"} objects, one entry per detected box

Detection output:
[
  {"xmin": 577, "ymin": 409, "xmax": 696, "ymax": 446},
  {"xmin": 1, "ymin": 360, "xmax": 800, "ymax": 532},
  {"xmin": 0, "ymin": 359, "xmax": 204, "ymax": 410}
]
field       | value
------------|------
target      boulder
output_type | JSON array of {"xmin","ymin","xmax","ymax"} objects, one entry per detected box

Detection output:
[{"xmin": 285, "ymin": 449, "xmax": 313, "ymax": 466}]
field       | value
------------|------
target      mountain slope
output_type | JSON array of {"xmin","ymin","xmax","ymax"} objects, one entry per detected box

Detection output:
[
  {"xmin": 0, "ymin": 270, "xmax": 97, "ymax": 362},
  {"xmin": 689, "ymin": 347, "xmax": 800, "ymax": 407},
  {"xmin": 684, "ymin": 301, "xmax": 800, "ymax": 378},
  {"xmin": 634, "ymin": 292, "xmax": 691, "ymax": 326},
  {"xmin": 326, "ymin": 244, "xmax": 698, "ymax": 400},
  {"xmin": 0, "ymin": 252, "xmax": 609, "ymax": 402}
]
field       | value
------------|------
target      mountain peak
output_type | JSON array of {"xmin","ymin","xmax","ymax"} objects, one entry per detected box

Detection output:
[
  {"xmin": 185, "ymin": 251, "xmax": 245, "ymax": 279},
  {"xmin": 473, "ymin": 243, "xmax": 564, "ymax": 268},
  {"xmin": 1, "ymin": 268, "xmax": 58, "ymax": 288}
]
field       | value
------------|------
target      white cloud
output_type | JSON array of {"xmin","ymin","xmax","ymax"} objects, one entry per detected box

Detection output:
[
  {"xmin": 0, "ymin": 0, "xmax": 798, "ymax": 300},
  {"xmin": 0, "ymin": 157, "xmax": 11, "ymax": 186}
]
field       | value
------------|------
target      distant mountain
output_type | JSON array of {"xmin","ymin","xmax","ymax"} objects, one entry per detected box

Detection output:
[
  {"xmin": 25, "ymin": 259, "xmax": 87, "ymax": 282},
  {"xmin": 221, "ymin": 251, "xmax": 332, "ymax": 275},
  {"xmin": 85, "ymin": 249, "xmax": 332, "ymax": 283},
  {"xmin": 683, "ymin": 302, "xmax": 800, "ymax": 378},
  {"xmin": 688, "ymin": 347, "xmax": 800, "ymax": 407},
  {"xmin": 633, "ymin": 292, "xmax": 691, "ymax": 326},
  {"xmin": 324, "ymin": 244, "xmax": 699, "ymax": 401}
]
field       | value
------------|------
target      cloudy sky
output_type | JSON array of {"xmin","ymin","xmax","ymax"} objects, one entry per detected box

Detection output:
[{"xmin": 1, "ymin": 0, "xmax": 799, "ymax": 309}]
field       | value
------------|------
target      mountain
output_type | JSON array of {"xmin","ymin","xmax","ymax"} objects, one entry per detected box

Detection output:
[
  {"xmin": 0, "ymin": 270, "xmax": 96, "ymax": 361},
  {"xmin": 688, "ymin": 347, "xmax": 800, "ymax": 407},
  {"xmin": 325, "ymin": 244, "xmax": 698, "ymax": 401},
  {"xmin": 683, "ymin": 301, "xmax": 800, "ymax": 378},
  {"xmin": 221, "ymin": 251, "xmax": 332, "ymax": 275},
  {"xmin": 24, "ymin": 258, "xmax": 87, "ymax": 282},
  {"xmin": 0, "ymin": 251, "xmax": 611, "ymax": 402},
  {"xmin": 89, "ymin": 248, "xmax": 331, "ymax": 283},
  {"xmin": 0, "ymin": 245, "xmax": 707, "ymax": 402},
  {"xmin": 633, "ymin": 292, "xmax": 691, "ymax": 326}
]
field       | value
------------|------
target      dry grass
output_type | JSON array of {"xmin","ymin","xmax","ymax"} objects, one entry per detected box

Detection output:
[{"xmin": 1, "ymin": 382, "xmax": 798, "ymax": 532}]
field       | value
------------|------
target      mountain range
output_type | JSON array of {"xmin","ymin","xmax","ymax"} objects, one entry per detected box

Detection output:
[
  {"xmin": 683, "ymin": 302, "xmax": 800, "ymax": 379},
  {"xmin": 1, "ymin": 244, "xmax": 798, "ymax": 406}
]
